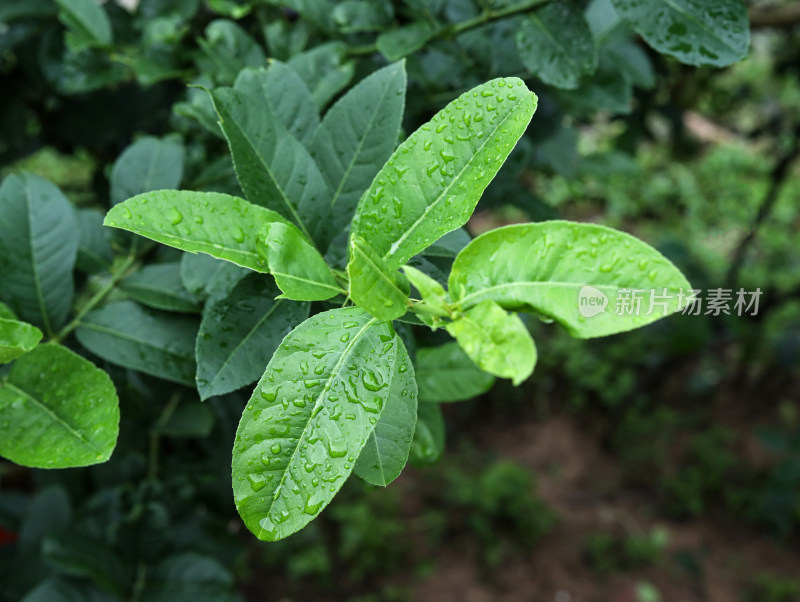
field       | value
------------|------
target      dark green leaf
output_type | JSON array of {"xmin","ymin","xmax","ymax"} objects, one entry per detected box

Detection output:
[
  {"xmin": 74, "ymin": 209, "xmax": 113, "ymax": 274},
  {"xmin": 54, "ymin": 0, "xmax": 112, "ymax": 50},
  {"xmin": 19, "ymin": 486, "xmax": 71, "ymax": 556},
  {"xmin": 198, "ymin": 19, "xmax": 265, "ymax": 84},
  {"xmin": 211, "ymin": 87, "xmax": 333, "ymax": 249},
  {"xmin": 415, "ymin": 342, "xmax": 495, "ymax": 402},
  {"xmin": 157, "ymin": 402, "xmax": 214, "ymax": 438},
  {"xmin": 448, "ymin": 221, "xmax": 693, "ymax": 338},
  {"xmin": 120, "ymin": 263, "xmax": 199, "ymax": 313},
  {"xmin": 610, "ymin": 0, "xmax": 749, "ymax": 67},
  {"xmin": 310, "ymin": 61, "xmax": 407, "ymax": 233},
  {"xmin": 110, "ymin": 137, "xmax": 184, "ymax": 206},
  {"xmin": 196, "ymin": 274, "xmax": 310, "ymax": 400},
  {"xmin": 75, "ymin": 301, "xmax": 198, "ymax": 386},
  {"xmin": 516, "ymin": 2, "xmax": 597, "ymax": 89},
  {"xmin": 141, "ymin": 553, "xmax": 238, "ymax": 602},
  {"xmin": 0, "ymin": 174, "xmax": 79, "ymax": 335},
  {"xmin": 287, "ymin": 42, "xmax": 355, "ymax": 110},
  {"xmin": 409, "ymin": 401, "xmax": 444, "ymax": 467},
  {"xmin": 347, "ymin": 237, "xmax": 410, "ymax": 321},
  {"xmin": 234, "ymin": 63, "xmax": 320, "ymax": 146},
  {"xmin": 332, "ymin": 0, "xmax": 394, "ymax": 33},
  {"xmin": 350, "ymin": 78, "xmax": 537, "ymax": 267},
  {"xmin": 42, "ymin": 532, "xmax": 128, "ymax": 596},
  {"xmin": 376, "ymin": 22, "xmax": 437, "ymax": 61},
  {"xmin": 180, "ymin": 253, "xmax": 248, "ymax": 301},
  {"xmin": 232, "ymin": 307, "xmax": 400, "ymax": 541},
  {"xmin": 0, "ymin": 343, "xmax": 119, "ymax": 468}
]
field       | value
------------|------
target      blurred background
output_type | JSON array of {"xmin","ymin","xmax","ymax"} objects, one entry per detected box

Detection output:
[{"xmin": 0, "ymin": 0, "xmax": 799, "ymax": 600}]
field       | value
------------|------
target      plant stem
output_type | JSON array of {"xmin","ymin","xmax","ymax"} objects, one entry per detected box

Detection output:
[
  {"xmin": 348, "ymin": 0, "xmax": 551, "ymax": 57},
  {"xmin": 148, "ymin": 391, "xmax": 182, "ymax": 482},
  {"xmin": 52, "ymin": 253, "xmax": 139, "ymax": 344}
]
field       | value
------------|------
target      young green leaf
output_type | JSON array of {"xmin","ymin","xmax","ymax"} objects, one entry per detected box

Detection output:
[
  {"xmin": 110, "ymin": 137, "xmax": 184, "ymax": 206},
  {"xmin": 0, "ymin": 343, "xmax": 119, "ymax": 468},
  {"xmin": 516, "ymin": 2, "xmax": 597, "ymax": 90},
  {"xmin": 54, "ymin": 0, "xmax": 112, "ymax": 51},
  {"xmin": 234, "ymin": 63, "xmax": 320, "ymax": 146},
  {"xmin": 0, "ymin": 173, "xmax": 79, "ymax": 335},
  {"xmin": 232, "ymin": 307, "xmax": 400, "ymax": 541},
  {"xmin": 376, "ymin": 22, "xmax": 437, "ymax": 61},
  {"xmin": 0, "ymin": 318, "xmax": 43, "ymax": 364},
  {"xmin": 0, "ymin": 302, "xmax": 15, "ymax": 320},
  {"xmin": 260, "ymin": 223, "xmax": 342, "ymax": 301},
  {"xmin": 287, "ymin": 42, "xmax": 355, "ymax": 110},
  {"xmin": 104, "ymin": 190, "xmax": 288, "ymax": 272},
  {"xmin": 350, "ymin": 78, "xmax": 537, "ymax": 267},
  {"xmin": 354, "ymin": 343, "xmax": 417, "ymax": 486},
  {"xmin": 409, "ymin": 401, "xmax": 444, "ymax": 467},
  {"xmin": 415, "ymin": 342, "xmax": 495, "ymax": 402},
  {"xmin": 75, "ymin": 301, "xmax": 198, "ymax": 386},
  {"xmin": 402, "ymin": 265, "xmax": 450, "ymax": 317},
  {"xmin": 610, "ymin": 0, "xmax": 749, "ymax": 67},
  {"xmin": 448, "ymin": 221, "xmax": 692, "ymax": 338},
  {"xmin": 196, "ymin": 274, "xmax": 310, "ymax": 400},
  {"xmin": 446, "ymin": 300, "xmax": 537, "ymax": 386},
  {"xmin": 119, "ymin": 263, "xmax": 199, "ymax": 313},
  {"xmin": 310, "ymin": 61, "xmax": 407, "ymax": 233},
  {"xmin": 211, "ymin": 87, "xmax": 333, "ymax": 249},
  {"xmin": 347, "ymin": 237, "xmax": 410, "ymax": 321}
]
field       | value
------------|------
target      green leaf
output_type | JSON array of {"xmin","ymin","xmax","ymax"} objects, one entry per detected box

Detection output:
[
  {"xmin": 19, "ymin": 486, "xmax": 71, "ymax": 556},
  {"xmin": 333, "ymin": 0, "xmax": 394, "ymax": 33},
  {"xmin": 180, "ymin": 253, "xmax": 248, "ymax": 302},
  {"xmin": 260, "ymin": 223, "xmax": 342, "ymax": 301},
  {"xmin": 287, "ymin": 42, "xmax": 355, "ymax": 111},
  {"xmin": 421, "ymin": 227, "xmax": 471, "ymax": 258},
  {"xmin": 347, "ymin": 237, "xmax": 410, "ymax": 321},
  {"xmin": 232, "ymin": 307, "xmax": 400, "ymax": 541},
  {"xmin": 415, "ymin": 342, "xmax": 495, "ymax": 402},
  {"xmin": 75, "ymin": 301, "xmax": 198, "ymax": 386},
  {"xmin": 409, "ymin": 401, "xmax": 444, "ymax": 467},
  {"xmin": 0, "ymin": 319, "xmax": 43, "ymax": 364},
  {"xmin": 0, "ymin": 302, "xmax": 15, "ymax": 320},
  {"xmin": 74, "ymin": 209, "xmax": 113, "ymax": 274},
  {"xmin": 610, "ymin": 0, "xmax": 749, "ymax": 67},
  {"xmin": 446, "ymin": 300, "xmax": 537, "ymax": 385},
  {"xmin": 354, "ymin": 341, "xmax": 417, "ymax": 486},
  {"xmin": 110, "ymin": 137, "xmax": 184, "ymax": 206},
  {"xmin": 402, "ymin": 265, "xmax": 449, "ymax": 317},
  {"xmin": 119, "ymin": 263, "xmax": 199, "ymax": 313},
  {"xmin": 350, "ymin": 78, "xmax": 537, "ymax": 267},
  {"xmin": 157, "ymin": 402, "xmax": 215, "ymax": 438},
  {"xmin": 0, "ymin": 343, "xmax": 119, "ymax": 468},
  {"xmin": 448, "ymin": 221, "xmax": 692, "ymax": 338},
  {"xmin": 197, "ymin": 19, "xmax": 265, "ymax": 85},
  {"xmin": 376, "ymin": 22, "xmax": 437, "ymax": 61},
  {"xmin": 142, "ymin": 553, "xmax": 238, "ymax": 602},
  {"xmin": 54, "ymin": 0, "xmax": 112, "ymax": 50},
  {"xmin": 21, "ymin": 578, "xmax": 108, "ymax": 602},
  {"xmin": 310, "ymin": 62, "xmax": 407, "ymax": 233},
  {"xmin": 0, "ymin": 173, "xmax": 79, "ymax": 335},
  {"xmin": 516, "ymin": 2, "xmax": 597, "ymax": 90},
  {"xmin": 234, "ymin": 62, "xmax": 320, "ymax": 146},
  {"xmin": 42, "ymin": 532, "xmax": 128, "ymax": 595},
  {"xmin": 196, "ymin": 274, "xmax": 310, "ymax": 400},
  {"xmin": 104, "ymin": 190, "xmax": 289, "ymax": 272},
  {"xmin": 211, "ymin": 87, "xmax": 333, "ymax": 249}
]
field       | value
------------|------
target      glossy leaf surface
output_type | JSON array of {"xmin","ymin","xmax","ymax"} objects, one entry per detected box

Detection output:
[
  {"xmin": 232, "ymin": 308, "xmax": 400, "ymax": 541},
  {"xmin": 0, "ymin": 344, "xmax": 119, "ymax": 468},
  {"xmin": 0, "ymin": 319, "xmax": 43, "ymax": 364},
  {"xmin": 350, "ymin": 78, "xmax": 537, "ymax": 267},
  {"xmin": 347, "ymin": 237, "xmax": 410, "ymax": 321},
  {"xmin": 448, "ymin": 221, "xmax": 692, "ymax": 338}
]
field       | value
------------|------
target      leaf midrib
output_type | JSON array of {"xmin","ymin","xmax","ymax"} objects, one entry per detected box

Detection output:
[
  {"xmin": 4, "ymin": 382, "xmax": 102, "ymax": 456},
  {"xmin": 258, "ymin": 317, "xmax": 378, "ymax": 538},
  {"xmin": 381, "ymin": 93, "xmax": 529, "ymax": 266}
]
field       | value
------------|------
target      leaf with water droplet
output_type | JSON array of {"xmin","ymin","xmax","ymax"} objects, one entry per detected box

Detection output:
[
  {"xmin": 350, "ymin": 78, "xmax": 537, "ymax": 267},
  {"xmin": 232, "ymin": 308, "xmax": 401, "ymax": 541},
  {"xmin": 448, "ymin": 221, "xmax": 692, "ymax": 338},
  {"xmin": 104, "ymin": 190, "xmax": 293, "ymax": 273},
  {"xmin": 347, "ymin": 237, "xmax": 410, "ymax": 321},
  {"xmin": 0, "ymin": 343, "xmax": 119, "ymax": 468}
]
